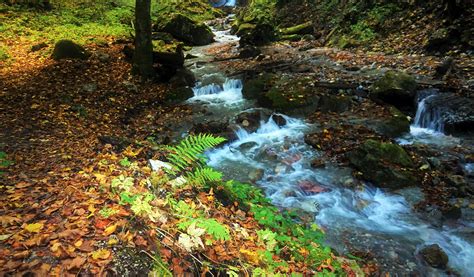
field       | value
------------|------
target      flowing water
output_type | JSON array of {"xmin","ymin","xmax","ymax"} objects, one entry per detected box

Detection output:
[
  {"xmin": 183, "ymin": 24, "xmax": 474, "ymax": 276},
  {"xmin": 398, "ymin": 90, "xmax": 461, "ymax": 147}
]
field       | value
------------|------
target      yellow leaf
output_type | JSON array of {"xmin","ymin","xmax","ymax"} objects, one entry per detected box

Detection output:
[
  {"xmin": 91, "ymin": 249, "xmax": 111, "ymax": 260},
  {"xmin": 107, "ymin": 237, "xmax": 118, "ymax": 246},
  {"xmin": 50, "ymin": 242, "xmax": 61, "ymax": 252},
  {"xmin": 240, "ymin": 249, "xmax": 260, "ymax": 265},
  {"xmin": 103, "ymin": 224, "xmax": 117, "ymax": 236},
  {"xmin": 74, "ymin": 240, "xmax": 83, "ymax": 248},
  {"xmin": 93, "ymin": 173, "xmax": 107, "ymax": 185},
  {"xmin": 25, "ymin": 223, "xmax": 43, "ymax": 233}
]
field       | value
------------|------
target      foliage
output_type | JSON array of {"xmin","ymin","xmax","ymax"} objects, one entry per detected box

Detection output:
[
  {"xmin": 171, "ymin": 199, "xmax": 230, "ymax": 242},
  {"xmin": 0, "ymin": 45, "xmax": 10, "ymax": 61},
  {"xmin": 186, "ymin": 167, "xmax": 223, "ymax": 187},
  {"xmin": 350, "ymin": 21, "xmax": 375, "ymax": 42},
  {"xmin": 243, "ymin": 0, "xmax": 276, "ymax": 25},
  {"xmin": 99, "ymin": 206, "xmax": 119, "ymax": 218},
  {"xmin": 0, "ymin": 151, "xmax": 12, "ymax": 175},
  {"xmin": 152, "ymin": 0, "xmax": 222, "ymax": 23},
  {"xmin": 165, "ymin": 134, "xmax": 226, "ymax": 172},
  {"xmin": 0, "ymin": 1, "xmax": 134, "ymax": 46},
  {"xmin": 119, "ymin": 157, "xmax": 132, "ymax": 167},
  {"xmin": 111, "ymin": 175, "xmax": 134, "ymax": 193}
]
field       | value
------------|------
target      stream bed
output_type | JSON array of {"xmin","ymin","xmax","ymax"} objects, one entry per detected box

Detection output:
[{"xmin": 182, "ymin": 22, "xmax": 474, "ymax": 276}]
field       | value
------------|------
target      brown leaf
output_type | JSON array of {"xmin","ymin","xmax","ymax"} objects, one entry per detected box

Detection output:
[
  {"xmin": 13, "ymin": 250, "xmax": 31, "ymax": 259},
  {"xmin": 66, "ymin": 256, "xmax": 86, "ymax": 270}
]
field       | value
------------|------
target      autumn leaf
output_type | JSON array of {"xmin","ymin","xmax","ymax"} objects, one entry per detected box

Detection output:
[
  {"xmin": 91, "ymin": 249, "xmax": 111, "ymax": 260},
  {"xmin": 24, "ymin": 222, "xmax": 43, "ymax": 233},
  {"xmin": 66, "ymin": 256, "xmax": 86, "ymax": 270},
  {"xmin": 240, "ymin": 249, "xmax": 261, "ymax": 265},
  {"xmin": 0, "ymin": 234, "xmax": 12, "ymax": 241},
  {"xmin": 103, "ymin": 224, "xmax": 117, "ymax": 236}
]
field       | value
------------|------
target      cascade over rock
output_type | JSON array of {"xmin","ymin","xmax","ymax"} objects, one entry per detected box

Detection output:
[{"xmin": 414, "ymin": 93, "xmax": 474, "ymax": 135}]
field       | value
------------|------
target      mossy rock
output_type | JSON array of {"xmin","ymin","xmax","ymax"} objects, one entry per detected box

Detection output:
[
  {"xmin": 373, "ymin": 106, "xmax": 410, "ymax": 138},
  {"xmin": 318, "ymin": 94, "xmax": 352, "ymax": 113},
  {"xmin": 242, "ymin": 73, "xmax": 274, "ymax": 100},
  {"xmin": 155, "ymin": 13, "xmax": 214, "ymax": 46},
  {"xmin": 258, "ymin": 78, "xmax": 318, "ymax": 114},
  {"xmin": 370, "ymin": 71, "xmax": 417, "ymax": 110},
  {"xmin": 348, "ymin": 139, "xmax": 417, "ymax": 189},
  {"xmin": 51, "ymin": 40, "xmax": 89, "ymax": 61},
  {"xmin": 165, "ymin": 86, "xmax": 194, "ymax": 104},
  {"xmin": 236, "ymin": 22, "xmax": 275, "ymax": 46}
]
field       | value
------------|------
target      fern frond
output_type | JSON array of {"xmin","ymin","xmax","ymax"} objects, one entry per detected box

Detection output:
[
  {"xmin": 186, "ymin": 167, "xmax": 223, "ymax": 187},
  {"xmin": 166, "ymin": 134, "xmax": 226, "ymax": 172}
]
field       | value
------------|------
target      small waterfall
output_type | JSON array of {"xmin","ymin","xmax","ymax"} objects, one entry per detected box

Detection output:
[
  {"xmin": 188, "ymin": 79, "xmax": 243, "ymax": 105},
  {"xmin": 413, "ymin": 94, "xmax": 444, "ymax": 132},
  {"xmin": 211, "ymin": 0, "xmax": 236, "ymax": 7}
]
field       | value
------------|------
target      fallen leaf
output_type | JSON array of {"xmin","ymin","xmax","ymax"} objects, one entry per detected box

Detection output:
[
  {"xmin": 0, "ymin": 234, "xmax": 12, "ymax": 241},
  {"xmin": 25, "ymin": 223, "xmax": 43, "ymax": 233},
  {"xmin": 91, "ymin": 249, "xmax": 111, "ymax": 260},
  {"xmin": 66, "ymin": 256, "xmax": 86, "ymax": 270},
  {"xmin": 103, "ymin": 224, "xmax": 117, "ymax": 236},
  {"xmin": 74, "ymin": 240, "xmax": 83, "ymax": 248}
]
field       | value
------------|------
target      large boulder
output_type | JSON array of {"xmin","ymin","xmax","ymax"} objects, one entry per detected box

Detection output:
[
  {"xmin": 318, "ymin": 94, "xmax": 352, "ymax": 113},
  {"xmin": 51, "ymin": 40, "xmax": 89, "ymax": 61},
  {"xmin": 372, "ymin": 106, "xmax": 410, "ymax": 138},
  {"xmin": 164, "ymin": 86, "xmax": 194, "ymax": 104},
  {"xmin": 419, "ymin": 244, "xmax": 449, "ymax": 269},
  {"xmin": 259, "ymin": 83, "xmax": 318, "ymax": 115},
  {"xmin": 370, "ymin": 71, "xmax": 417, "ymax": 111},
  {"xmin": 424, "ymin": 28, "xmax": 451, "ymax": 52},
  {"xmin": 242, "ymin": 73, "xmax": 274, "ymax": 100},
  {"xmin": 155, "ymin": 14, "xmax": 214, "ymax": 46},
  {"xmin": 236, "ymin": 22, "xmax": 275, "ymax": 46},
  {"xmin": 348, "ymin": 139, "xmax": 418, "ymax": 189}
]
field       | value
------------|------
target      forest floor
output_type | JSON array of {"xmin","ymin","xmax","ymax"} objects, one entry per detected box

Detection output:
[
  {"xmin": 0, "ymin": 27, "xmax": 363, "ymax": 277},
  {"xmin": 1, "ymin": 3, "xmax": 473, "ymax": 276}
]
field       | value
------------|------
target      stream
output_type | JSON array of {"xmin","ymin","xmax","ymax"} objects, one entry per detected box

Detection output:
[{"xmin": 182, "ymin": 19, "xmax": 474, "ymax": 276}]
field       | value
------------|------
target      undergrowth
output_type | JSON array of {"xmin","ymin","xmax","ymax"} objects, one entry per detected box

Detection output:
[
  {"xmin": 93, "ymin": 134, "xmax": 361, "ymax": 275},
  {"xmin": 0, "ymin": 1, "xmax": 134, "ymax": 45}
]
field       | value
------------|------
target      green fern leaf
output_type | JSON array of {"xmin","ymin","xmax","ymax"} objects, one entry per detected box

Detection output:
[{"xmin": 166, "ymin": 134, "xmax": 226, "ymax": 173}]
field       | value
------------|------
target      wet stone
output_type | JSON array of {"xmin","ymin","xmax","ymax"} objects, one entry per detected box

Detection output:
[{"xmin": 419, "ymin": 244, "xmax": 449, "ymax": 269}]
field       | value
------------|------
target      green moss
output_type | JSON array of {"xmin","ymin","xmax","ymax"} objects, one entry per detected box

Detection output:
[
  {"xmin": 279, "ymin": 21, "xmax": 312, "ymax": 35},
  {"xmin": 371, "ymin": 71, "xmax": 417, "ymax": 95},
  {"xmin": 0, "ymin": 2, "xmax": 134, "ymax": 46},
  {"xmin": 153, "ymin": 0, "xmax": 221, "ymax": 23},
  {"xmin": 364, "ymin": 139, "xmax": 413, "ymax": 167}
]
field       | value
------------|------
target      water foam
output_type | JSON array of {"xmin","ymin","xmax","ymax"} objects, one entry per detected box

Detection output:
[
  {"xmin": 206, "ymin": 111, "xmax": 473, "ymax": 275},
  {"xmin": 188, "ymin": 79, "xmax": 244, "ymax": 106}
]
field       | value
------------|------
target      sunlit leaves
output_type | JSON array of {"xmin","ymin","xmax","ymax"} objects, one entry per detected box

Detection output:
[{"xmin": 24, "ymin": 222, "xmax": 43, "ymax": 233}]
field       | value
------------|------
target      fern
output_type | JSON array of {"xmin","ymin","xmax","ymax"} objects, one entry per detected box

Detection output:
[
  {"xmin": 166, "ymin": 134, "xmax": 226, "ymax": 172},
  {"xmin": 186, "ymin": 167, "xmax": 223, "ymax": 186},
  {"xmin": 178, "ymin": 218, "xmax": 230, "ymax": 241}
]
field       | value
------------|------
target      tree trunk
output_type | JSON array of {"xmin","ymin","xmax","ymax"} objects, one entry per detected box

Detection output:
[{"xmin": 133, "ymin": 0, "xmax": 154, "ymax": 79}]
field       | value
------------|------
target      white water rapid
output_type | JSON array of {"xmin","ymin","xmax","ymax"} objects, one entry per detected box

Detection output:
[{"xmin": 186, "ymin": 78, "xmax": 474, "ymax": 275}]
